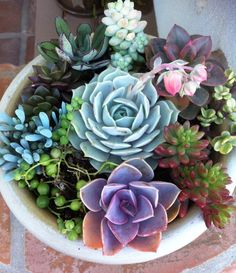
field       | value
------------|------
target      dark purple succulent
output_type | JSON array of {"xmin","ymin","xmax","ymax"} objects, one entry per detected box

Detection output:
[
  {"xmin": 146, "ymin": 24, "xmax": 227, "ymax": 87},
  {"xmin": 80, "ymin": 159, "xmax": 180, "ymax": 255},
  {"xmin": 145, "ymin": 25, "xmax": 228, "ymax": 120}
]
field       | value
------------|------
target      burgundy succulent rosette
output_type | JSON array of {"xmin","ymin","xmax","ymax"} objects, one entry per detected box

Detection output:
[{"xmin": 80, "ymin": 159, "xmax": 180, "ymax": 255}]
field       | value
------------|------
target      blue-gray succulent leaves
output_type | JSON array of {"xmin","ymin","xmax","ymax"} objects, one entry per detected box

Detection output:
[{"xmin": 69, "ymin": 66, "xmax": 179, "ymax": 170}]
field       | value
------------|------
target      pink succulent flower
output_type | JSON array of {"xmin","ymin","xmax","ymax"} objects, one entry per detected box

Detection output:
[
  {"xmin": 163, "ymin": 71, "xmax": 183, "ymax": 96},
  {"xmin": 182, "ymin": 81, "xmax": 199, "ymax": 96},
  {"xmin": 191, "ymin": 64, "xmax": 207, "ymax": 83}
]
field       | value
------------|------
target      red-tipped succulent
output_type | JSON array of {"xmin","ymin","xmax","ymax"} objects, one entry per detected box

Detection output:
[
  {"xmin": 80, "ymin": 159, "xmax": 180, "ymax": 255},
  {"xmin": 172, "ymin": 161, "xmax": 234, "ymax": 228},
  {"xmin": 155, "ymin": 121, "xmax": 209, "ymax": 168}
]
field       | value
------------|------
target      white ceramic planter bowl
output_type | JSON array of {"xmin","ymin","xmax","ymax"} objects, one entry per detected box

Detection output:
[{"xmin": 0, "ymin": 56, "xmax": 235, "ymax": 265}]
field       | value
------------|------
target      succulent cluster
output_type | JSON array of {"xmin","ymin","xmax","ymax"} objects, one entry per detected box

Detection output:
[
  {"xmin": 21, "ymin": 85, "xmax": 61, "ymax": 119},
  {"xmin": 145, "ymin": 25, "xmax": 227, "ymax": 120},
  {"xmin": 38, "ymin": 17, "xmax": 110, "ymax": 71},
  {"xmin": 172, "ymin": 161, "xmax": 233, "ymax": 228},
  {"xmin": 102, "ymin": 0, "xmax": 149, "ymax": 70},
  {"xmin": 29, "ymin": 63, "xmax": 81, "ymax": 102},
  {"xmin": 81, "ymin": 159, "xmax": 180, "ymax": 255},
  {"xmin": 0, "ymin": 105, "xmax": 55, "ymax": 181},
  {"xmin": 69, "ymin": 66, "xmax": 179, "ymax": 170},
  {"xmin": 155, "ymin": 121, "xmax": 209, "ymax": 168},
  {"xmin": 197, "ymin": 68, "xmax": 236, "ymax": 154}
]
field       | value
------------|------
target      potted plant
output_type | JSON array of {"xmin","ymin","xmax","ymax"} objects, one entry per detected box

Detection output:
[{"xmin": 0, "ymin": 0, "xmax": 235, "ymax": 264}]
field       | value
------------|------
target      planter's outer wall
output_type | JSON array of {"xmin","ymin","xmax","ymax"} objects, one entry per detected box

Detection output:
[
  {"xmin": 154, "ymin": 0, "xmax": 236, "ymax": 70},
  {"xmin": 0, "ymin": 56, "xmax": 235, "ymax": 265}
]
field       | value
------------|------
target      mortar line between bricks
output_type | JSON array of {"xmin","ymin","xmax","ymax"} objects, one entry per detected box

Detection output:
[
  {"xmin": 0, "ymin": 33, "xmax": 22, "ymax": 39},
  {"xmin": 10, "ymin": 213, "xmax": 30, "ymax": 273},
  {"xmin": 19, "ymin": 0, "xmax": 30, "ymax": 65},
  {"xmin": 182, "ymin": 244, "xmax": 236, "ymax": 273}
]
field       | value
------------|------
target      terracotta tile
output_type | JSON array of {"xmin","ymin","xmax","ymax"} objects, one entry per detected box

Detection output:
[
  {"xmin": 0, "ymin": 0, "xmax": 23, "ymax": 33},
  {"xmin": 221, "ymin": 261, "xmax": 236, "ymax": 273},
  {"xmin": 25, "ymin": 232, "xmax": 124, "ymax": 273},
  {"xmin": 24, "ymin": 210, "xmax": 236, "ymax": 273},
  {"xmin": 0, "ymin": 195, "xmax": 11, "ymax": 265},
  {"xmin": 25, "ymin": 35, "xmax": 35, "ymax": 63},
  {"xmin": 0, "ymin": 38, "xmax": 20, "ymax": 65},
  {"xmin": 122, "ymin": 211, "xmax": 236, "ymax": 273},
  {"xmin": 0, "ymin": 63, "xmax": 21, "ymax": 98}
]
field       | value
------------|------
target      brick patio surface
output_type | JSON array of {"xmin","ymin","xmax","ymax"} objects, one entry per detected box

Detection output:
[{"xmin": 0, "ymin": 65, "xmax": 236, "ymax": 273}]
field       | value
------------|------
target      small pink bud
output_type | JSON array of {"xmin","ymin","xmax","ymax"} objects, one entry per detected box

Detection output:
[
  {"xmin": 182, "ymin": 81, "xmax": 199, "ymax": 96},
  {"xmin": 163, "ymin": 71, "xmax": 183, "ymax": 96},
  {"xmin": 191, "ymin": 64, "xmax": 207, "ymax": 83}
]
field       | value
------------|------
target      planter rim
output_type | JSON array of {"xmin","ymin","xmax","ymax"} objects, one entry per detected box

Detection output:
[{"xmin": 0, "ymin": 55, "xmax": 235, "ymax": 265}]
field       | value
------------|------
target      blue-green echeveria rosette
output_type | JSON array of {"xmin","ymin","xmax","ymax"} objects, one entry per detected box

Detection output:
[{"xmin": 69, "ymin": 66, "xmax": 179, "ymax": 170}]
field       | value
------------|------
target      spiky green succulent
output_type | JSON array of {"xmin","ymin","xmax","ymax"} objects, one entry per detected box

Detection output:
[
  {"xmin": 172, "ymin": 161, "xmax": 233, "ymax": 228},
  {"xmin": 21, "ymin": 85, "xmax": 61, "ymax": 119},
  {"xmin": 38, "ymin": 17, "xmax": 110, "ymax": 71},
  {"xmin": 202, "ymin": 203, "xmax": 234, "ymax": 229},
  {"xmin": 155, "ymin": 121, "xmax": 209, "ymax": 168}
]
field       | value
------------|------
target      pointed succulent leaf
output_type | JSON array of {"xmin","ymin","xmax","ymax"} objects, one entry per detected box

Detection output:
[
  {"xmin": 166, "ymin": 24, "xmax": 190, "ymax": 50},
  {"xmin": 92, "ymin": 23, "xmax": 107, "ymax": 50},
  {"xmin": 55, "ymin": 17, "xmax": 70, "ymax": 37},
  {"xmin": 77, "ymin": 23, "xmax": 92, "ymax": 52}
]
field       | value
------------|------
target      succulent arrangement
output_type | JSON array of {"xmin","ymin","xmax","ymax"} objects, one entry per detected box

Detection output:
[{"xmin": 0, "ymin": 0, "xmax": 235, "ymax": 257}]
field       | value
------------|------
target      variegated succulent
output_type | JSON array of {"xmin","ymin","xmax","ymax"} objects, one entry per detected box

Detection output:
[
  {"xmin": 80, "ymin": 159, "xmax": 180, "ymax": 255},
  {"xmin": 69, "ymin": 66, "xmax": 179, "ymax": 170},
  {"xmin": 38, "ymin": 17, "xmax": 110, "ymax": 71}
]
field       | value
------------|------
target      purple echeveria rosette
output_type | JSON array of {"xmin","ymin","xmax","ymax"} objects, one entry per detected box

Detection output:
[{"xmin": 80, "ymin": 158, "xmax": 180, "ymax": 255}]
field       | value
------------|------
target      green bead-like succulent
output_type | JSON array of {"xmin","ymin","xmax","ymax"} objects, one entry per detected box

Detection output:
[
  {"xmin": 212, "ymin": 131, "xmax": 236, "ymax": 154},
  {"xmin": 38, "ymin": 17, "xmax": 110, "ymax": 71},
  {"xmin": 155, "ymin": 121, "xmax": 209, "ymax": 168},
  {"xmin": 69, "ymin": 66, "xmax": 179, "ymax": 170}
]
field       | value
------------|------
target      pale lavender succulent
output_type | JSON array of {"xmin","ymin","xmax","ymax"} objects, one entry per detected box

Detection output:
[
  {"xmin": 69, "ymin": 66, "xmax": 179, "ymax": 170},
  {"xmin": 80, "ymin": 159, "xmax": 180, "ymax": 255}
]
